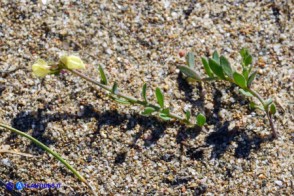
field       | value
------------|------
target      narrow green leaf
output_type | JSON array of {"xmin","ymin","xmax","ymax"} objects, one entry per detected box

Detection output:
[
  {"xmin": 112, "ymin": 82, "xmax": 118, "ymax": 94},
  {"xmin": 233, "ymin": 72, "xmax": 247, "ymax": 88},
  {"xmin": 239, "ymin": 89, "xmax": 253, "ymax": 97},
  {"xmin": 161, "ymin": 108, "xmax": 170, "ymax": 115},
  {"xmin": 155, "ymin": 88, "xmax": 164, "ymax": 108},
  {"xmin": 208, "ymin": 58, "xmax": 226, "ymax": 80},
  {"xmin": 242, "ymin": 68, "xmax": 249, "ymax": 80},
  {"xmin": 240, "ymin": 48, "xmax": 252, "ymax": 67},
  {"xmin": 264, "ymin": 98, "xmax": 273, "ymax": 107},
  {"xmin": 142, "ymin": 107, "xmax": 156, "ymax": 115},
  {"xmin": 114, "ymin": 98, "xmax": 131, "ymax": 104},
  {"xmin": 196, "ymin": 113, "xmax": 206, "ymax": 127},
  {"xmin": 269, "ymin": 103, "xmax": 276, "ymax": 115},
  {"xmin": 247, "ymin": 71, "xmax": 257, "ymax": 88},
  {"xmin": 248, "ymin": 64, "xmax": 254, "ymax": 74},
  {"xmin": 244, "ymin": 55, "xmax": 252, "ymax": 66},
  {"xmin": 178, "ymin": 66, "xmax": 201, "ymax": 80},
  {"xmin": 142, "ymin": 83, "xmax": 147, "ymax": 103},
  {"xmin": 99, "ymin": 65, "xmax": 108, "ymax": 85},
  {"xmin": 0, "ymin": 123, "xmax": 89, "ymax": 190},
  {"xmin": 159, "ymin": 113, "xmax": 171, "ymax": 121},
  {"xmin": 201, "ymin": 57, "xmax": 214, "ymax": 77},
  {"xmin": 240, "ymin": 48, "xmax": 249, "ymax": 59},
  {"xmin": 220, "ymin": 56, "xmax": 233, "ymax": 77},
  {"xmin": 212, "ymin": 51, "xmax": 220, "ymax": 63},
  {"xmin": 185, "ymin": 110, "xmax": 191, "ymax": 121},
  {"xmin": 249, "ymin": 102, "xmax": 264, "ymax": 111},
  {"xmin": 186, "ymin": 52, "xmax": 195, "ymax": 69}
]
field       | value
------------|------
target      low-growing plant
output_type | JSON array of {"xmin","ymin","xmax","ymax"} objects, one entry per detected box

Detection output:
[
  {"xmin": 32, "ymin": 55, "xmax": 206, "ymax": 127},
  {"xmin": 178, "ymin": 49, "xmax": 277, "ymax": 138}
]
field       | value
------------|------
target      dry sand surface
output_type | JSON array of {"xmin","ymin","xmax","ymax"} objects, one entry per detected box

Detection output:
[{"xmin": 0, "ymin": 0, "xmax": 293, "ymax": 195}]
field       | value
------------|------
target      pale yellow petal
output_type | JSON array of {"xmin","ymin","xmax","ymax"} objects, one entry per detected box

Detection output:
[
  {"xmin": 32, "ymin": 59, "xmax": 51, "ymax": 77},
  {"xmin": 61, "ymin": 55, "xmax": 85, "ymax": 70}
]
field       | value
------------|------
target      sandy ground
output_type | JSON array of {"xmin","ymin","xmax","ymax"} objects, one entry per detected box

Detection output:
[{"xmin": 0, "ymin": 0, "xmax": 293, "ymax": 195}]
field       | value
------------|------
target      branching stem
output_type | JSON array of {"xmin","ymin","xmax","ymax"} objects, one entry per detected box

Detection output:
[
  {"xmin": 68, "ymin": 69, "xmax": 190, "ymax": 125},
  {"xmin": 243, "ymin": 88, "xmax": 277, "ymax": 138}
]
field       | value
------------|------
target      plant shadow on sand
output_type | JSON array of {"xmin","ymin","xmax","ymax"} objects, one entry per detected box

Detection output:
[
  {"xmin": 8, "ymin": 105, "xmax": 177, "ymax": 154},
  {"xmin": 8, "ymin": 74, "xmax": 273, "ymax": 160},
  {"xmin": 3, "ymin": 80, "xmax": 272, "ymax": 194},
  {"xmin": 177, "ymin": 73, "xmax": 274, "ymax": 160}
]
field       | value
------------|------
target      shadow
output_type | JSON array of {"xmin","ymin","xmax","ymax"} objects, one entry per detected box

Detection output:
[
  {"xmin": 234, "ymin": 131, "xmax": 273, "ymax": 159},
  {"xmin": 8, "ymin": 109, "xmax": 58, "ymax": 149},
  {"xmin": 164, "ymin": 176, "xmax": 193, "ymax": 186},
  {"xmin": 205, "ymin": 85, "xmax": 222, "ymax": 125},
  {"xmin": 8, "ymin": 104, "xmax": 169, "ymax": 157},
  {"xmin": 205, "ymin": 121, "xmax": 235, "ymax": 159},
  {"xmin": 177, "ymin": 72, "xmax": 268, "ymax": 159},
  {"xmin": 177, "ymin": 73, "xmax": 205, "ymax": 113},
  {"xmin": 186, "ymin": 147, "xmax": 204, "ymax": 160},
  {"xmin": 205, "ymin": 121, "xmax": 272, "ymax": 159},
  {"xmin": 0, "ymin": 85, "xmax": 5, "ymax": 96},
  {"xmin": 176, "ymin": 125, "xmax": 202, "ymax": 144},
  {"xmin": 114, "ymin": 152, "xmax": 127, "ymax": 165}
]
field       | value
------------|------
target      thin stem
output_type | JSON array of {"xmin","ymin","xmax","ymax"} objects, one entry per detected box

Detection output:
[
  {"xmin": 244, "ymin": 88, "xmax": 277, "ymax": 138},
  {"xmin": 246, "ymin": 88, "xmax": 265, "ymax": 106},
  {"xmin": 266, "ymin": 113, "xmax": 277, "ymax": 138},
  {"xmin": 0, "ymin": 123, "xmax": 96, "ymax": 195},
  {"xmin": 68, "ymin": 69, "xmax": 189, "ymax": 124}
]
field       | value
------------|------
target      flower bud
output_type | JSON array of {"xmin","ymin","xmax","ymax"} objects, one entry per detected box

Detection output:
[
  {"xmin": 60, "ymin": 55, "xmax": 85, "ymax": 70},
  {"xmin": 32, "ymin": 59, "xmax": 51, "ymax": 77}
]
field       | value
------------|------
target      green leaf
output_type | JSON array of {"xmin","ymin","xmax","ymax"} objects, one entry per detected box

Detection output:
[
  {"xmin": 240, "ymin": 48, "xmax": 252, "ymax": 67},
  {"xmin": 142, "ymin": 107, "xmax": 156, "ymax": 115},
  {"xmin": 159, "ymin": 112, "xmax": 171, "ymax": 121},
  {"xmin": 161, "ymin": 108, "xmax": 170, "ymax": 115},
  {"xmin": 239, "ymin": 89, "xmax": 253, "ymax": 97},
  {"xmin": 249, "ymin": 102, "xmax": 264, "ymax": 111},
  {"xmin": 212, "ymin": 51, "xmax": 220, "ymax": 63},
  {"xmin": 185, "ymin": 110, "xmax": 191, "ymax": 121},
  {"xmin": 114, "ymin": 98, "xmax": 131, "ymax": 104},
  {"xmin": 208, "ymin": 58, "xmax": 226, "ymax": 80},
  {"xmin": 142, "ymin": 83, "xmax": 147, "ymax": 103},
  {"xmin": 178, "ymin": 66, "xmax": 201, "ymax": 80},
  {"xmin": 242, "ymin": 68, "xmax": 249, "ymax": 80},
  {"xmin": 244, "ymin": 55, "xmax": 252, "ymax": 66},
  {"xmin": 196, "ymin": 113, "xmax": 206, "ymax": 127},
  {"xmin": 269, "ymin": 103, "xmax": 276, "ymax": 115},
  {"xmin": 99, "ymin": 65, "xmax": 108, "ymax": 85},
  {"xmin": 186, "ymin": 52, "xmax": 195, "ymax": 69},
  {"xmin": 240, "ymin": 48, "xmax": 249, "ymax": 59},
  {"xmin": 264, "ymin": 98, "xmax": 273, "ymax": 107},
  {"xmin": 248, "ymin": 64, "xmax": 254, "ymax": 73},
  {"xmin": 155, "ymin": 88, "xmax": 164, "ymax": 108},
  {"xmin": 112, "ymin": 82, "xmax": 118, "ymax": 94},
  {"xmin": 247, "ymin": 71, "xmax": 257, "ymax": 88},
  {"xmin": 220, "ymin": 56, "xmax": 233, "ymax": 77},
  {"xmin": 233, "ymin": 72, "xmax": 247, "ymax": 88},
  {"xmin": 201, "ymin": 57, "xmax": 214, "ymax": 77}
]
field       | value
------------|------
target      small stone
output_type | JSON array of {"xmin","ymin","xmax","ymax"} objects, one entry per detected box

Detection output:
[
  {"xmin": 2, "ymin": 158, "xmax": 11, "ymax": 167},
  {"xmin": 274, "ymin": 180, "xmax": 283, "ymax": 187},
  {"xmin": 258, "ymin": 174, "xmax": 266, "ymax": 179},
  {"xmin": 100, "ymin": 131, "xmax": 107, "ymax": 139},
  {"xmin": 179, "ymin": 50, "xmax": 186, "ymax": 58}
]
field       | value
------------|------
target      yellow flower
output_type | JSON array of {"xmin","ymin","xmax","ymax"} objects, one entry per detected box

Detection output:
[
  {"xmin": 60, "ymin": 55, "xmax": 85, "ymax": 70},
  {"xmin": 32, "ymin": 59, "xmax": 51, "ymax": 77}
]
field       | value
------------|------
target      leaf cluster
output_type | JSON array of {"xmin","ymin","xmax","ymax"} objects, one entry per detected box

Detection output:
[{"xmin": 179, "ymin": 49, "xmax": 277, "ymax": 137}]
